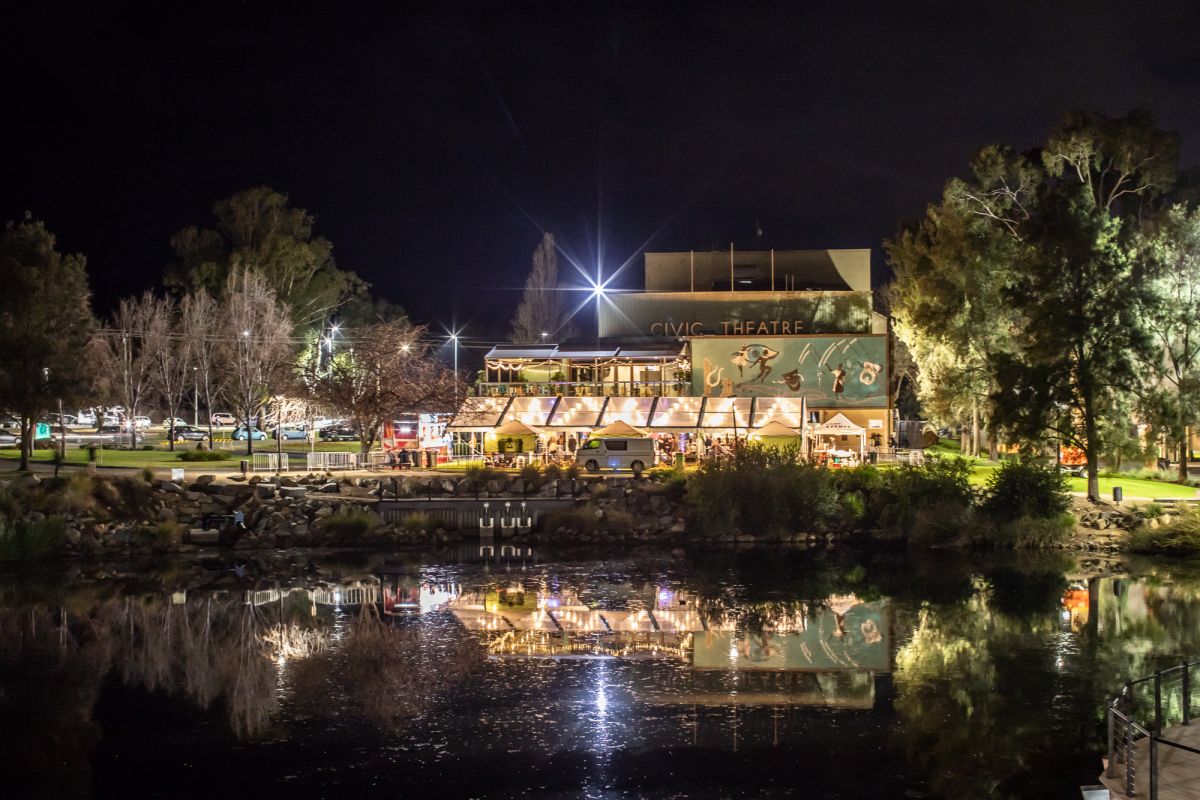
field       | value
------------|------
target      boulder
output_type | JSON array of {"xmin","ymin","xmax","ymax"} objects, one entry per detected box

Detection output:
[
  {"xmin": 194, "ymin": 474, "xmax": 216, "ymax": 486},
  {"xmin": 317, "ymin": 483, "xmax": 340, "ymax": 494},
  {"xmin": 188, "ymin": 529, "xmax": 219, "ymax": 545},
  {"xmin": 279, "ymin": 486, "xmax": 307, "ymax": 500},
  {"xmin": 158, "ymin": 481, "xmax": 184, "ymax": 494}
]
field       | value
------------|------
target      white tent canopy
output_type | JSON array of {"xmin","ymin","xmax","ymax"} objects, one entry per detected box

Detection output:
[{"xmin": 811, "ymin": 413, "xmax": 866, "ymax": 457}]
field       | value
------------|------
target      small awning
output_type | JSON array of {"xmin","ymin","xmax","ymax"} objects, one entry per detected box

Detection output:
[
  {"xmin": 493, "ymin": 419, "xmax": 541, "ymax": 437},
  {"xmin": 752, "ymin": 419, "xmax": 801, "ymax": 438},
  {"xmin": 592, "ymin": 420, "xmax": 646, "ymax": 437}
]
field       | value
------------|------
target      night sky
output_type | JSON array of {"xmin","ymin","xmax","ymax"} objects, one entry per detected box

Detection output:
[{"xmin": 5, "ymin": 0, "xmax": 1200, "ymax": 343}]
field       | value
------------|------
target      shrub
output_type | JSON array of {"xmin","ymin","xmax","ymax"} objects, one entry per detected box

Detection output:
[
  {"xmin": 1128, "ymin": 507, "xmax": 1200, "ymax": 556},
  {"xmin": 322, "ymin": 508, "xmax": 380, "ymax": 541},
  {"xmin": 177, "ymin": 449, "xmax": 228, "ymax": 462},
  {"xmin": 134, "ymin": 521, "xmax": 182, "ymax": 551},
  {"xmin": 872, "ymin": 457, "xmax": 975, "ymax": 536},
  {"xmin": 564, "ymin": 463, "xmax": 581, "ymax": 480},
  {"xmin": 687, "ymin": 443, "xmax": 837, "ymax": 534},
  {"xmin": 463, "ymin": 464, "xmax": 505, "ymax": 483},
  {"xmin": 985, "ymin": 513, "xmax": 1075, "ymax": 548},
  {"xmin": 980, "ymin": 459, "xmax": 1070, "ymax": 522},
  {"xmin": 519, "ymin": 464, "xmax": 541, "ymax": 485},
  {"xmin": 0, "ymin": 516, "xmax": 66, "ymax": 560},
  {"xmin": 140, "ymin": 467, "xmax": 155, "ymax": 484},
  {"xmin": 542, "ymin": 463, "xmax": 562, "ymax": 482},
  {"xmin": 397, "ymin": 511, "xmax": 434, "ymax": 533}
]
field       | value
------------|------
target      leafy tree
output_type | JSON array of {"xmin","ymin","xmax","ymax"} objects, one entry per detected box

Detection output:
[
  {"xmin": 989, "ymin": 111, "xmax": 1177, "ymax": 500},
  {"xmin": 303, "ymin": 319, "xmax": 458, "ymax": 454},
  {"xmin": 886, "ymin": 146, "xmax": 1030, "ymax": 456},
  {"xmin": 167, "ymin": 187, "xmax": 365, "ymax": 329},
  {"xmin": 508, "ymin": 232, "xmax": 575, "ymax": 342},
  {"xmin": 221, "ymin": 268, "xmax": 295, "ymax": 455},
  {"xmin": 1140, "ymin": 205, "xmax": 1200, "ymax": 481},
  {"xmin": 0, "ymin": 217, "xmax": 93, "ymax": 469}
]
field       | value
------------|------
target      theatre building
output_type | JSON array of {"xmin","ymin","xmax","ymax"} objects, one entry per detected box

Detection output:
[{"xmin": 452, "ymin": 248, "xmax": 893, "ymax": 462}]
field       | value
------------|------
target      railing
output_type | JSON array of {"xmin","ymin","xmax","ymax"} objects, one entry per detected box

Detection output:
[
  {"xmin": 1107, "ymin": 659, "xmax": 1200, "ymax": 798},
  {"xmin": 475, "ymin": 380, "xmax": 687, "ymax": 398},
  {"xmin": 250, "ymin": 453, "xmax": 287, "ymax": 472},
  {"xmin": 306, "ymin": 451, "xmax": 355, "ymax": 471}
]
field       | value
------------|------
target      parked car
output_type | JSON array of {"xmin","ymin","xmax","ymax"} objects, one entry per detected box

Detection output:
[
  {"xmin": 165, "ymin": 424, "xmax": 208, "ymax": 442},
  {"xmin": 211, "ymin": 412, "xmax": 237, "ymax": 426},
  {"xmin": 75, "ymin": 410, "xmax": 97, "ymax": 426},
  {"xmin": 162, "ymin": 417, "xmax": 190, "ymax": 429},
  {"xmin": 575, "ymin": 437, "xmax": 654, "ymax": 475},
  {"xmin": 272, "ymin": 426, "xmax": 308, "ymax": 441},
  {"xmin": 99, "ymin": 421, "xmax": 130, "ymax": 434},
  {"xmin": 50, "ymin": 413, "xmax": 77, "ymax": 426},
  {"xmin": 0, "ymin": 430, "xmax": 19, "ymax": 446},
  {"xmin": 319, "ymin": 426, "xmax": 359, "ymax": 442},
  {"xmin": 311, "ymin": 417, "xmax": 342, "ymax": 430},
  {"xmin": 132, "ymin": 416, "xmax": 152, "ymax": 428},
  {"xmin": 232, "ymin": 426, "xmax": 267, "ymax": 441}
]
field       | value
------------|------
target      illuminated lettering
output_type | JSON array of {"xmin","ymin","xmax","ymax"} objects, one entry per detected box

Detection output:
[{"xmin": 650, "ymin": 322, "xmax": 665, "ymax": 336}]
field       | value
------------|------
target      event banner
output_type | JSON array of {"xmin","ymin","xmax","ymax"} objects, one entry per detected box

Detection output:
[
  {"xmin": 691, "ymin": 601, "xmax": 889, "ymax": 672},
  {"xmin": 689, "ymin": 335, "xmax": 888, "ymax": 406}
]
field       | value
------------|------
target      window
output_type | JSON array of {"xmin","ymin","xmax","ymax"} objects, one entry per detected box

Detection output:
[
  {"xmin": 606, "ymin": 440, "xmax": 628, "ymax": 451},
  {"xmin": 583, "ymin": 439, "xmax": 601, "ymax": 450}
]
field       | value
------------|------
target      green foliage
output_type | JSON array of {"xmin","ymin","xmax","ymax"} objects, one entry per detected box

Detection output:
[
  {"xmin": 321, "ymin": 508, "xmax": 380, "ymax": 541},
  {"xmin": 140, "ymin": 467, "xmax": 155, "ymax": 484},
  {"xmin": 463, "ymin": 464, "xmax": 505, "ymax": 484},
  {"xmin": 0, "ymin": 218, "xmax": 94, "ymax": 470},
  {"xmin": 686, "ymin": 444, "xmax": 838, "ymax": 535},
  {"xmin": 872, "ymin": 457, "xmax": 975, "ymax": 535},
  {"xmin": 397, "ymin": 511, "xmax": 434, "ymax": 533},
  {"xmin": 176, "ymin": 449, "xmax": 229, "ymax": 462},
  {"xmin": 133, "ymin": 521, "xmax": 182, "ymax": 552},
  {"xmin": 980, "ymin": 459, "xmax": 1070, "ymax": 522},
  {"xmin": 647, "ymin": 467, "xmax": 688, "ymax": 502},
  {"xmin": 519, "ymin": 464, "xmax": 541, "ymax": 484},
  {"xmin": 541, "ymin": 463, "xmax": 562, "ymax": 482},
  {"xmin": 986, "ymin": 513, "xmax": 1075, "ymax": 549},
  {"xmin": 1128, "ymin": 507, "xmax": 1200, "ymax": 556},
  {"xmin": 0, "ymin": 515, "xmax": 66, "ymax": 560}
]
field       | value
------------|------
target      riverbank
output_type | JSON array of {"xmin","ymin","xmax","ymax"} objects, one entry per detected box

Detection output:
[{"xmin": 0, "ymin": 468, "xmax": 1169, "ymax": 562}]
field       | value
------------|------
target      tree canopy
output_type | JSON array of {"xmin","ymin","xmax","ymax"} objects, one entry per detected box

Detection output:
[{"xmin": 167, "ymin": 187, "xmax": 365, "ymax": 329}]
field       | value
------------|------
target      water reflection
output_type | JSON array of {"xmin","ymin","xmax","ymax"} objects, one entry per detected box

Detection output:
[{"xmin": 3, "ymin": 549, "xmax": 1200, "ymax": 798}]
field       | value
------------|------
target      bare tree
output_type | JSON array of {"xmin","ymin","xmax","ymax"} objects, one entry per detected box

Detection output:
[
  {"xmin": 509, "ymin": 232, "xmax": 575, "ymax": 342},
  {"xmin": 222, "ymin": 268, "xmax": 294, "ymax": 455},
  {"xmin": 181, "ymin": 289, "xmax": 223, "ymax": 445},
  {"xmin": 147, "ymin": 297, "xmax": 194, "ymax": 450},
  {"xmin": 93, "ymin": 292, "xmax": 166, "ymax": 448},
  {"xmin": 303, "ymin": 319, "xmax": 457, "ymax": 454}
]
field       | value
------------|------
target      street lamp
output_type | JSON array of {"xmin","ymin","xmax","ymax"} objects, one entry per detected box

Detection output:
[{"xmin": 540, "ymin": 331, "xmax": 548, "ymax": 342}]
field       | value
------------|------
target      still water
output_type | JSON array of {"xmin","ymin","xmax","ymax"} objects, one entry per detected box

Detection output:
[{"xmin": 4, "ymin": 546, "xmax": 1200, "ymax": 799}]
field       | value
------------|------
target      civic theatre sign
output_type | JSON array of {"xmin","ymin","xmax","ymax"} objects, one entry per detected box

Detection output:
[{"xmin": 599, "ymin": 291, "xmax": 873, "ymax": 338}]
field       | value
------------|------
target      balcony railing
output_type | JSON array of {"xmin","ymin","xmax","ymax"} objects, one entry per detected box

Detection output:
[{"xmin": 474, "ymin": 380, "xmax": 688, "ymax": 398}]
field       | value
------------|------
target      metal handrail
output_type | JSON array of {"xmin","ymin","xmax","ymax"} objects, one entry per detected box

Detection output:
[{"xmin": 1107, "ymin": 658, "xmax": 1200, "ymax": 798}]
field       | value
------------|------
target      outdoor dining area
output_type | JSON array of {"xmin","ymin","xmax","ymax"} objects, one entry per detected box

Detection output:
[{"xmin": 447, "ymin": 396, "xmax": 903, "ymax": 469}]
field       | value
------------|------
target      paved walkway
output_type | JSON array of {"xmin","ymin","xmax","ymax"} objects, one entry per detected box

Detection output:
[{"xmin": 1102, "ymin": 722, "xmax": 1200, "ymax": 799}]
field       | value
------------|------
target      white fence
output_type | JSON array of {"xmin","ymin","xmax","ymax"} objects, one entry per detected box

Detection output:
[
  {"xmin": 250, "ymin": 453, "xmax": 287, "ymax": 472},
  {"xmin": 306, "ymin": 451, "xmax": 355, "ymax": 471},
  {"xmin": 357, "ymin": 451, "xmax": 390, "ymax": 469}
]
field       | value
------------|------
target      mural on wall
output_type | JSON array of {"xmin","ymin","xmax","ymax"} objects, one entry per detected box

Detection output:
[{"xmin": 691, "ymin": 335, "xmax": 888, "ymax": 405}]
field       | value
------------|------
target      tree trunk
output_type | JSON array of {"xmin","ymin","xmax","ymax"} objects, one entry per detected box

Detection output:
[
  {"xmin": 971, "ymin": 399, "xmax": 981, "ymax": 459},
  {"xmin": 1180, "ymin": 433, "xmax": 1190, "ymax": 484},
  {"xmin": 19, "ymin": 414, "xmax": 31, "ymax": 472},
  {"xmin": 1085, "ymin": 412, "xmax": 1100, "ymax": 502}
]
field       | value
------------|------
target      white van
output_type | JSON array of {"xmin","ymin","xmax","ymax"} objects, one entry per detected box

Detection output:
[{"xmin": 575, "ymin": 437, "xmax": 655, "ymax": 474}]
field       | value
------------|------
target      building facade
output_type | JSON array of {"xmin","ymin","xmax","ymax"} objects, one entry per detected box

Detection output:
[{"xmin": 453, "ymin": 248, "xmax": 892, "ymax": 455}]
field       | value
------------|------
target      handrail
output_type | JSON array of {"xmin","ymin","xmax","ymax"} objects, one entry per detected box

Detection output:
[{"xmin": 1107, "ymin": 658, "xmax": 1200, "ymax": 798}]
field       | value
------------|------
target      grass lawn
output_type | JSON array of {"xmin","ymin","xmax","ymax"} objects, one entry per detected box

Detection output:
[
  {"xmin": 966, "ymin": 461, "xmax": 1198, "ymax": 499},
  {"xmin": 0, "ymin": 448, "xmax": 237, "ymax": 467}
]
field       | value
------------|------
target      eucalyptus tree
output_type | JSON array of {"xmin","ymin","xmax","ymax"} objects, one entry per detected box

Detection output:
[
  {"xmin": 168, "ymin": 186, "xmax": 365, "ymax": 330},
  {"xmin": 986, "ymin": 110, "xmax": 1177, "ymax": 500},
  {"xmin": 0, "ymin": 217, "xmax": 93, "ymax": 469},
  {"xmin": 1140, "ymin": 204, "xmax": 1200, "ymax": 480},
  {"xmin": 886, "ymin": 146, "xmax": 1030, "ymax": 456},
  {"xmin": 509, "ymin": 232, "xmax": 576, "ymax": 343}
]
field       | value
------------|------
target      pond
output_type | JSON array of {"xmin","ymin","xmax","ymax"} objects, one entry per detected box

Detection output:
[{"xmin": 4, "ymin": 545, "xmax": 1200, "ymax": 799}]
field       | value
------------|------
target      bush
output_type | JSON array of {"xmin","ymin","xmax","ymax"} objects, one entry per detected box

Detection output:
[
  {"xmin": 177, "ymin": 449, "xmax": 228, "ymax": 462},
  {"xmin": 463, "ymin": 464, "xmax": 505, "ymax": 484},
  {"xmin": 397, "ymin": 511, "xmax": 435, "ymax": 533},
  {"xmin": 980, "ymin": 459, "xmax": 1070, "ymax": 522},
  {"xmin": 0, "ymin": 516, "xmax": 66, "ymax": 560},
  {"xmin": 687, "ymin": 443, "xmax": 838, "ymax": 535},
  {"xmin": 140, "ymin": 467, "xmax": 155, "ymax": 483},
  {"xmin": 872, "ymin": 457, "xmax": 975, "ymax": 537},
  {"xmin": 986, "ymin": 513, "xmax": 1075, "ymax": 548},
  {"xmin": 133, "ymin": 521, "xmax": 182, "ymax": 551},
  {"xmin": 1128, "ymin": 507, "xmax": 1200, "ymax": 556},
  {"xmin": 519, "ymin": 464, "xmax": 541, "ymax": 485},
  {"xmin": 542, "ymin": 463, "xmax": 562, "ymax": 482},
  {"xmin": 322, "ymin": 508, "xmax": 380, "ymax": 541}
]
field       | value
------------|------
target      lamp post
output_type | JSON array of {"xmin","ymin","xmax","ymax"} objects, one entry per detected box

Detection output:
[
  {"xmin": 450, "ymin": 332, "xmax": 459, "ymax": 400},
  {"xmin": 192, "ymin": 366, "xmax": 199, "ymax": 427}
]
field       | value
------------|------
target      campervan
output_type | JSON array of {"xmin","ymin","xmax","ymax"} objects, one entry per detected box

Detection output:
[{"xmin": 574, "ymin": 437, "xmax": 655, "ymax": 474}]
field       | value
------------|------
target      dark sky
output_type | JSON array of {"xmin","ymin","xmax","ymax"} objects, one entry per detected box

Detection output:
[{"xmin": 5, "ymin": 0, "xmax": 1200, "ymax": 343}]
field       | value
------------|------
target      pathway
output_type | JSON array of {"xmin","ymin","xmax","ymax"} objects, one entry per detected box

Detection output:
[{"xmin": 1102, "ymin": 722, "xmax": 1200, "ymax": 799}]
